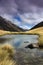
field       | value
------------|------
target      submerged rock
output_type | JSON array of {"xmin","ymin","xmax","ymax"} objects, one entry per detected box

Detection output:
[{"xmin": 25, "ymin": 43, "xmax": 39, "ymax": 49}]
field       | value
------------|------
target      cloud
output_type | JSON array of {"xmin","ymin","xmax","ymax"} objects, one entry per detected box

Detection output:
[
  {"xmin": 20, "ymin": 25, "xmax": 31, "ymax": 29},
  {"xmin": 1, "ymin": 14, "xmax": 21, "ymax": 26},
  {"xmin": 1, "ymin": 14, "xmax": 13, "ymax": 21},
  {"xmin": 0, "ymin": 0, "xmax": 19, "ymax": 16},
  {"xmin": 18, "ymin": 6, "xmax": 43, "ymax": 26},
  {"xmin": 0, "ymin": 0, "xmax": 43, "ymax": 29},
  {"xmin": 18, "ymin": 13, "xmax": 43, "ymax": 25},
  {"xmin": 0, "ymin": 0, "xmax": 43, "ymax": 15},
  {"xmin": 29, "ymin": 0, "xmax": 43, "ymax": 7}
]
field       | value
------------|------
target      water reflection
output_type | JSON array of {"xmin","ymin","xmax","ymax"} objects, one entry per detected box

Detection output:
[
  {"xmin": 0, "ymin": 35, "xmax": 43, "ymax": 65},
  {"xmin": 0, "ymin": 35, "xmax": 39, "ymax": 48},
  {"xmin": 0, "ymin": 38, "xmax": 10, "ymax": 43}
]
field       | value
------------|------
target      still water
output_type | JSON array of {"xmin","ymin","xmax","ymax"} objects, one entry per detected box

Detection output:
[
  {"xmin": 0, "ymin": 35, "xmax": 43, "ymax": 65},
  {"xmin": 0, "ymin": 35, "xmax": 39, "ymax": 48}
]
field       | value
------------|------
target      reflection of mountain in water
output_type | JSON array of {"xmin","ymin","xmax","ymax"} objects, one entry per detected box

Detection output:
[{"xmin": 0, "ymin": 38, "xmax": 12, "ymax": 43}]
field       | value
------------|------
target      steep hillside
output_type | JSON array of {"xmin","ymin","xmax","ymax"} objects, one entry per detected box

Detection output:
[
  {"xmin": 31, "ymin": 21, "xmax": 43, "ymax": 30},
  {"xmin": 27, "ymin": 27, "xmax": 43, "ymax": 34},
  {"xmin": 0, "ymin": 16, "xmax": 24, "ymax": 32},
  {"xmin": 26, "ymin": 27, "xmax": 43, "ymax": 46}
]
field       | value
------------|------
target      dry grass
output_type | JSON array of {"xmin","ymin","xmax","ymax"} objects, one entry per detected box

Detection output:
[
  {"xmin": 26, "ymin": 27, "xmax": 43, "ymax": 35},
  {"xmin": 26, "ymin": 27, "xmax": 43, "ymax": 45},
  {"xmin": 0, "ymin": 30, "xmax": 27, "ymax": 35},
  {"xmin": 0, "ymin": 30, "xmax": 11, "ymax": 36},
  {"xmin": 0, "ymin": 44, "xmax": 16, "ymax": 65}
]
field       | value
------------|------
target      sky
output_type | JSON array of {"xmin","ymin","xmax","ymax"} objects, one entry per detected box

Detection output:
[{"xmin": 0, "ymin": 0, "xmax": 43, "ymax": 29}]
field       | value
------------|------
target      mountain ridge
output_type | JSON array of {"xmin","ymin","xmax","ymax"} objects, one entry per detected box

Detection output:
[
  {"xmin": 30, "ymin": 21, "xmax": 43, "ymax": 30},
  {"xmin": 0, "ymin": 16, "xmax": 24, "ymax": 32}
]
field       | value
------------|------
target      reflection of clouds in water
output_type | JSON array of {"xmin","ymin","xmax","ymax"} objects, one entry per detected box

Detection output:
[
  {"xmin": 11, "ymin": 38, "xmax": 22, "ymax": 47},
  {"xmin": 0, "ymin": 35, "xmax": 39, "ymax": 48}
]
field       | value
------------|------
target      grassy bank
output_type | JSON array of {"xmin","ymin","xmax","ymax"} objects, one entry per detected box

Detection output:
[
  {"xmin": 0, "ymin": 44, "xmax": 16, "ymax": 65},
  {"xmin": 0, "ymin": 30, "xmax": 38, "ymax": 36},
  {"xmin": 26, "ymin": 27, "xmax": 43, "ymax": 45}
]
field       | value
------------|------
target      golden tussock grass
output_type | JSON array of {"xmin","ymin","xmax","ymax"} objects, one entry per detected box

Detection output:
[
  {"xmin": 0, "ymin": 44, "xmax": 16, "ymax": 65},
  {"xmin": 26, "ymin": 27, "xmax": 43, "ymax": 45}
]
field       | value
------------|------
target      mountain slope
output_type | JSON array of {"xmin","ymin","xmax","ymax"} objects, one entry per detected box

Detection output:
[
  {"xmin": 31, "ymin": 21, "xmax": 43, "ymax": 30},
  {"xmin": 26, "ymin": 21, "xmax": 43, "ymax": 35},
  {"xmin": 27, "ymin": 27, "xmax": 43, "ymax": 34},
  {"xmin": 0, "ymin": 16, "xmax": 24, "ymax": 32},
  {"xmin": 26, "ymin": 26, "xmax": 43, "ymax": 46},
  {"xmin": 26, "ymin": 22, "xmax": 43, "ymax": 46}
]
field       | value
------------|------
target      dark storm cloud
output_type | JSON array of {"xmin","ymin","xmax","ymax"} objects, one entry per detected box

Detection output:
[
  {"xmin": 0, "ymin": 0, "xmax": 43, "ymax": 15},
  {"xmin": 15, "ymin": 0, "xmax": 31, "ymax": 13},
  {"xmin": 0, "ymin": 0, "xmax": 30, "ymax": 15},
  {"xmin": 15, "ymin": 0, "xmax": 43, "ymax": 13},
  {"xmin": 29, "ymin": 0, "xmax": 43, "ymax": 7},
  {"xmin": 0, "ymin": 0, "xmax": 18, "ymax": 15}
]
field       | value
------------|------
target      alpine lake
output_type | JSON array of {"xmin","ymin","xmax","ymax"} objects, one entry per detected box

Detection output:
[{"xmin": 0, "ymin": 34, "xmax": 43, "ymax": 65}]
